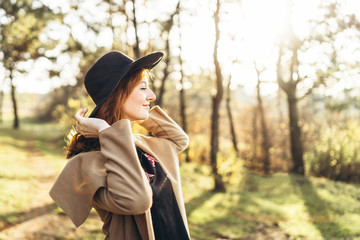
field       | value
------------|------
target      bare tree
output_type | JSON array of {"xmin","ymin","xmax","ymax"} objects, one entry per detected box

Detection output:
[
  {"xmin": 254, "ymin": 64, "xmax": 271, "ymax": 175},
  {"xmin": 225, "ymin": 73, "xmax": 239, "ymax": 158},
  {"xmin": 210, "ymin": 0, "xmax": 226, "ymax": 192},
  {"xmin": 277, "ymin": 41, "xmax": 305, "ymax": 175},
  {"xmin": 105, "ymin": 0, "xmax": 126, "ymax": 50},
  {"xmin": 251, "ymin": 106, "xmax": 259, "ymax": 169},
  {"xmin": 276, "ymin": 85, "xmax": 289, "ymax": 162},
  {"xmin": 177, "ymin": 0, "xmax": 190, "ymax": 162},
  {"xmin": 154, "ymin": 31, "xmax": 170, "ymax": 106},
  {"xmin": 130, "ymin": 0, "xmax": 141, "ymax": 59},
  {"xmin": 154, "ymin": 3, "xmax": 179, "ymax": 106},
  {"xmin": 8, "ymin": 67, "xmax": 18, "ymax": 128},
  {"xmin": 275, "ymin": 0, "xmax": 359, "ymax": 175}
]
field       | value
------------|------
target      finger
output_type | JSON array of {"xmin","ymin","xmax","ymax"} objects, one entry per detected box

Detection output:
[
  {"xmin": 75, "ymin": 108, "xmax": 86, "ymax": 120},
  {"xmin": 74, "ymin": 109, "xmax": 82, "ymax": 120},
  {"xmin": 79, "ymin": 107, "xmax": 89, "ymax": 117}
]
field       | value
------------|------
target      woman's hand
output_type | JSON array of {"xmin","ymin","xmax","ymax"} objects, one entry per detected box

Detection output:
[{"xmin": 75, "ymin": 108, "xmax": 110, "ymax": 138}]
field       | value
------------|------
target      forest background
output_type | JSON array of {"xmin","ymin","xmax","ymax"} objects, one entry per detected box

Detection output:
[{"xmin": 1, "ymin": 0, "xmax": 360, "ymax": 239}]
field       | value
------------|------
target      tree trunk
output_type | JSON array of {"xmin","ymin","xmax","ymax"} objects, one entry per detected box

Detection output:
[
  {"xmin": 154, "ymin": 4, "xmax": 178, "ymax": 106},
  {"xmin": 251, "ymin": 107, "xmax": 258, "ymax": 170},
  {"xmin": 255, "ymin": 70, "xmax": 271, "ymax": 175},
  {"xmin": 210, "ymin": 0, "xmax": 225, "ymax": 192},
  {"xmin": 154, "ymin": 37, "xmax": 170, "ymax": 106},
  {"xmin": 179, "ymin": 70, "xmax": 190, "ymax": 162},
  {"xmin": 287, "ymin": 91, "xmax": 305, "ymax": 175},
  {"xmin": 177, "ymin": 0, "xmax": 190, "ymax": 162},
  {"xmin": 107, "ymin": 0, "xmax": 119, "ymax": 50},
  {"xmin": 9, "ymin": 68, "xmax": 19, "ymax": 129},
  {"xmin": 210, "ymin": 97, "xmax": 225, "ymax": 191},
  {"xmin": 131, "ymin": 0, "xmax": 140, "ymax": 59},
  {"xmin": 226, "ymin": 76, "xmax": 239, "ymax": 157},
  {"xmin": 277, "ymin": 88, "xmax": 288, "ymax": 161},
  {"xmin": 277, "ymin": 45, "xmax": 305, "ymax": 175}
]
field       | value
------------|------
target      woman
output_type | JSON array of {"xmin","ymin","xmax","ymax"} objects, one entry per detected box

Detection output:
[{"xmin": 49, "ymin": 51, "xmax": 190, "ymax": 240}]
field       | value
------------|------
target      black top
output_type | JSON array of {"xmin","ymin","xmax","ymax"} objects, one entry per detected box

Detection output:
[{"xmin": 136, "ymin": 147, "xmax": 190, "ymax": 240}]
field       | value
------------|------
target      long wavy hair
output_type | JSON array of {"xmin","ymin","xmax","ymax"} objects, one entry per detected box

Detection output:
[{"xmin": 66, "ymin": 68, "xmax": 147, "ymax": 159}]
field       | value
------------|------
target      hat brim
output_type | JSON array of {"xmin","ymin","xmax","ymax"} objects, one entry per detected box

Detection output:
[{"xmin": 88, "ymin": 52, "xmax": 164, "ymax": 118}]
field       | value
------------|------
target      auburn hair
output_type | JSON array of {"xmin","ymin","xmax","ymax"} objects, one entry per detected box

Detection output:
[{"xmin": 66, "ymin": 68, "xmax": 147, "ymax": 159}]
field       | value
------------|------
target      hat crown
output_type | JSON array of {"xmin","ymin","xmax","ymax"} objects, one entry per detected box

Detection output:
[
  {"xmin": 83, "ymin": 51, "xmax": 164, "ymax": 117},
  {"xmin": 85, "ymin": 51, "xmax": 134, "ymax": 105}
]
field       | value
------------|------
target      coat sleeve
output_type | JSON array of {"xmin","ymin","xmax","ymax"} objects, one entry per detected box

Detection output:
[
  {"xmin": 92, "ymin": 119, "xmax": 153, "ymax": 215},
  {"xmin": 49, "ymin": 152, "xmax": 107, "ymax": 227},
  {"xmin": 139, "ymin": 106, "xmax": 189, "ymax": 153}
]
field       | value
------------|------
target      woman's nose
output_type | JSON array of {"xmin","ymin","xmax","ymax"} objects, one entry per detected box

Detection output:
[{"xmin": 147, "ymin": 89, "xmax": 156, "ymax": 102}]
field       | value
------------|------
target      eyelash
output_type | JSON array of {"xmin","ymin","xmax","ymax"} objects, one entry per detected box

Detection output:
[{"xmin": 141, "ymin": 87, "xmax": 147, "ymax": 91}]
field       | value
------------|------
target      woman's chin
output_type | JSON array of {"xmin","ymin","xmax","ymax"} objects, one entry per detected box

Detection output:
[
  {"xmin": 135, "ymin": 114, "xmax": 149, "ymax": 122},
  {"xmin": 142, "ymin": 114, "xmax": 149, "ymax": 121}
]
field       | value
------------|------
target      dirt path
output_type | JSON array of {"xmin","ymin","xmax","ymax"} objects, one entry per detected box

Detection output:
[
  {"xmin": 238, "ymin": 223, "xmax": 292, "ymax": 240},
  {"xmin": 0, "ymin": 139, "xmax": 100, "ymax": 240}
]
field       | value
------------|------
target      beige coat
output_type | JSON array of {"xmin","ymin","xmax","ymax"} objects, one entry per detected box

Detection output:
[{"xmin": 49, "ymin": 106, "xmax": 190, "ymax": 240}]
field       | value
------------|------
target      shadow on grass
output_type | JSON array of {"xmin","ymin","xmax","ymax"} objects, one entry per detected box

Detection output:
[
  {"xmin": 184, "ymin": 165, "xmax": 260, "ymax": 217},
  {"xmin": 185, "ymin": 189, "xmax": 216, "ymax": 217},
  {"xmin": 0, "ymin": 203, "xmax": 57, "ymax": 231},
  {"xmin": 186, "ymin": 169, "xmax": 265, "ymax": 240},
  {"xmin": 289, "ymin": 174, "xmax": 346, "ymax": 239}
]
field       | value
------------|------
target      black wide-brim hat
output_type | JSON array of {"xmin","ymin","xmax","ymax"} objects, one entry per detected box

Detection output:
[{"xmin": 84, "ymin": 51, "xmax": 164, "ymax": 117}]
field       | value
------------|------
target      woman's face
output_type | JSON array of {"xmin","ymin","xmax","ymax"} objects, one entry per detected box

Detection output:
[{"xmin": 122, "ymin": 74, "xmax": 156, "ymax": 121}]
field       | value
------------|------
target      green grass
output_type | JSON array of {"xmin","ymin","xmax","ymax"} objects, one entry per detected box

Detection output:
[
  {"xmin": 0, "ymin": 119, "xmax": 64, "ymax": 226},
  {"xmin": 1, "ymin": 119, "xmax": 360, "ymax": 239},
  {"xmin": 181, "ymin": 162, "xmax": 360, "ymax": 240}
]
